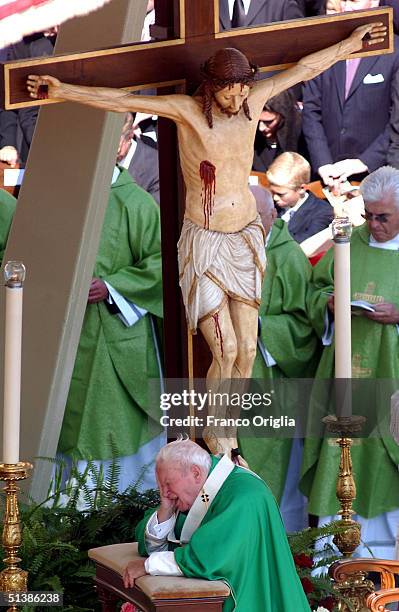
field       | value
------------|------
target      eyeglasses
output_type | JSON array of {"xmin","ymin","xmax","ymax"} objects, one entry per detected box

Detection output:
[{"xmin": 361, "ymin": 211, "xmax": 391, "ymax": 223}]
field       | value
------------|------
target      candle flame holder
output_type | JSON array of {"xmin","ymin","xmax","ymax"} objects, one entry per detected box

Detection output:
[
  {"xmin": 332, "ymin": 216, "xmax": 352, "ymax": 243},
  {"xmin": 3, "ymin": 263, "xmax": 26, "ymax": 289},
  {"xmin": 323, "ymin": 416, "xmax": 374, "ymax": 611},
  {"xmin": 0, "ymin": 462, "xmax": 32, "ymax": 612}
]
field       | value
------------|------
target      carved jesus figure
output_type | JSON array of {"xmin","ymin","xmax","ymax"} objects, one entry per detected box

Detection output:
[{"xmin": 27, "ymin": 23, "xmax": 385, "ymax": 461}]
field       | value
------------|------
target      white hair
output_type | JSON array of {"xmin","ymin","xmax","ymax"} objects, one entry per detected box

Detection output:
[
  {"xmin": 360, "ymin": 166, "xmax": 399, "ymax": 210},
  {"xmin": 156, "ymin": 437, "xmax": 212, "ymax": 474}
]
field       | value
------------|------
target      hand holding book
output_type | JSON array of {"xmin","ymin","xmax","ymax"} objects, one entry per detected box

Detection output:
[{"xmin": 362, "ymin": 302, "xmax": 399, "ymax": 325}]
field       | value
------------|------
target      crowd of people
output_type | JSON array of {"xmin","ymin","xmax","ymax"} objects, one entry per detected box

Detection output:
[{"xmin": 1, "ymin": 0, "xmax": 399, "ymax": 582}]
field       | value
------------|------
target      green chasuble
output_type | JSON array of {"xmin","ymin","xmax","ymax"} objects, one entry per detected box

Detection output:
[
  {"xmin": 240, "ymin": 219, "xmax": 319, "ymax": 500},
  {"xmin": 58, "ymin": 169, "xmax": 163, "ymax": 459},
  {"xmin": 300, "ymin": 224, "xmax": 399, "ymax": 517},
  {"xmin": 0, "ymin": 189, "xmax": 16, "ymax": 266},
  {"xmin": 136, "ymin": 456, "xmax": 311, "ymax": 612}
]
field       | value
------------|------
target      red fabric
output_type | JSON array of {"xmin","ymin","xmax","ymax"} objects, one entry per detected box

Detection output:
[
  {"xmin": 309, "ymin": 251, "xmax": 327, "ymax": 267},
  {"xmin": 0, "ymin": 0, "xmax": 49, "ymax": 20}
]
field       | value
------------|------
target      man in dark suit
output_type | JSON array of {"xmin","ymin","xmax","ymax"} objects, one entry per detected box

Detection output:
[
  {"xmin": 219, "ymin": 0, "xmax": 303, "ymax": 30},
  {"xmin": 302, "ymin": 0, "xmax": 399, "ymax": 187},
  {"xmin": 266, "ymin": 152, "xmax": 333, "ymax": 243},
  {"xmin": 0, "ymin": 109, "xmax": 18, "ymax": 166},
  {"xmin": 0, "ymin": 31, "xmax": 56, "ymax": 165},
  {"xmin": 280, "ymin": 188, "xmax": 333, "ymax": 243}
]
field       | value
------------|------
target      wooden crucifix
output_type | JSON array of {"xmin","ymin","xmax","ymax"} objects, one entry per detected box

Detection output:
[
  {"xmin": 0, "ymin": 1, "xmax": 394, "ymax": 486},
  {"xmin": 3, "ymin": 1, "xmax": 392, "ymax": 380}
]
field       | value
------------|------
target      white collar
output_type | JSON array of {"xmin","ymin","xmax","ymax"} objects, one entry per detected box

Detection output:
[
  {"xmin": 369, "ymin": 232, "xmax": 399, "ymax": 250},
  {"xmin": 119, "ymin": 138, "xmax": 137, "ymax": 169},
  {"xmin": 111, "ymin": 166, "xmax": 121, "ymax": 185},
  {"xmin": 178, "ymin": 455, "xmax": 235, "ymax": 544},
  {"xmin": 280, "ymin": 192, "xmax": 309, "ymax": 222}
]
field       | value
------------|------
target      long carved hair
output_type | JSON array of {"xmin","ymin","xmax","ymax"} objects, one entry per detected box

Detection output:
[{"xmin": 198, "ymin": 48, "xmax": 258, "ymax": 128}]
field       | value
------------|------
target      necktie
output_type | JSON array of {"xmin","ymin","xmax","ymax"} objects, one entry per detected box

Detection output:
[
  {"xmin": 345, "ymin": 58, "xmax": 361, "ymax": 99},
  {"xmin": 231, "ymin": 0, "xmax": 246, "ymax": 28}
]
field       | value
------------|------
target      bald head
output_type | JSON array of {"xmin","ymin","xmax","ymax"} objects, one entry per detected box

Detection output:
[{"xmin": 250, "ymin": 185, "xmax": 276, "ymax": 234}]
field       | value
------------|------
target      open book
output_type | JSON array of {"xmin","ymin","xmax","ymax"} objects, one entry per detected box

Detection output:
[
  {"xmin": 323, "ymin": 292, "xmax": 376, "ymax": 314},
  {"xmin": 350, "ymin": 300, "xmax": 376, "ymax": 314}
]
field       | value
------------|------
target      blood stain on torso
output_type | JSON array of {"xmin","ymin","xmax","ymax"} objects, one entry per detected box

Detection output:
[{"xmin": 199, "ymin": 160, "xmax": 216, "ymax": 229}]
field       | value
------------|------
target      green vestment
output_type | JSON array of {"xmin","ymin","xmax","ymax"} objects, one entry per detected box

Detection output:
[
  {"xmin": 300, "ymin": 224, "xmax": 399, "ymax": 517},
  {"xmin": 136, "ymin": 456, "xmax": 310, "ymax": 612},
  {"xmin": 240, "ymin": 220, "xmax": 319, "ymax": 500},
  {"xmin": 58, "ymin": 169, "xmax": 163, "ymax": 460},
  {"xmin": 0, "ymin": 189, "xmax": 16, "ymax": 266}
]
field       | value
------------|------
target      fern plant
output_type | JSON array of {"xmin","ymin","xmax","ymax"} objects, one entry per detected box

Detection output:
[{"xmin": 0, "ymin": 456, "xmax": 159, "ymax": 612}]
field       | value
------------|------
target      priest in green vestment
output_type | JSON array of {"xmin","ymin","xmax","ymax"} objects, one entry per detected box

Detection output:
[
  {"xmin": 125, "ymin": 439, "xmax": 311, "ymax": 612},
  {"xmin": 58, "ymin": 167, "xmax": 163, "ymax": 464},
  {"xmin": 0, "ymin": 188, "xmax": 16, "ymax": 266},
  {"xmin": 239, "ymin": 185, "xmax": 319, "ymax": 518},
  {"xmin": 300, "ymin": 166, "xmax": 399, "ymax": 555}
]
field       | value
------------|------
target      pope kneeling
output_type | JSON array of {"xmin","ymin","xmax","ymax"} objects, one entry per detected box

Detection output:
[{"xmin": 124, "ymin": 438, "xmax": 311, "ymax": 611}]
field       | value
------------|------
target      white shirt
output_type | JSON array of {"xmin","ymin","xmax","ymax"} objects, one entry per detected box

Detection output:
[
  {"xmin": 228, "ymin": 0, "xmax": 251, "ymax": 19},
  {"xmin": 141, "ymin": 9, "xmax": 155, "ymax": 41},
  {"xmin": 369, "ymin": 232, "xmax": 399, "ymax": 251},
  {"xmin": 143, "ymin": 511, "xmax": 183, "ymax": 576},
  {"xmin": 280, "ymin": 192, "xmax": 309, "ymax": 223}
]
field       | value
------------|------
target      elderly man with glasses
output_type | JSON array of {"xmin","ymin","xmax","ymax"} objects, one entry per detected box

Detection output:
[{"xmin": 300, "ymin": 165, "xmax": 399, "ymax": 559}]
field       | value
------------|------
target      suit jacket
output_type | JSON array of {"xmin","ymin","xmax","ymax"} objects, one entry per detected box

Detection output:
[
  {"xmin": 7, "ymin": 34, "xmax": 55, "ymax": 159},
  {"xmin": 127, "ymin": 135, "xmax": 160, "ymax": 205},
  {"xmin": 278, "ymin": 192, "xmax": 333, "ymax": 243},
  {"xmin": 380, "ymin": 0, "xmax": 399, "ymax": 35},
  {"xmin": 0, "ymin": 109, "xmax": 18, "ymax": 149},
  {"xmin": 302, "ymin": 36, "xmax": 399, "ymax": 173},
  {"xmin": 219, "ymin": 0, "xmax": 303, "ymax": 30},
  {"xmin": 295, "ymin": 0, "xmax": 325, "ymax": 16}
]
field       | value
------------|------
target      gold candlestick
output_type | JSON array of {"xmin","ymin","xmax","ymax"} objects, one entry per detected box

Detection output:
[
  {"xmin": 323, "ymin": 416, "xmax": 375, "ymax": 612},
  {"xmin": 0, "ymin": 461, "xmax": 32, "ymax": 612}
]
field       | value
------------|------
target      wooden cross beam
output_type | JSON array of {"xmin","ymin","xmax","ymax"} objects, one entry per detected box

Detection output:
[
  {"xmin": 2, "ymin": 3, "xmax": 393, "ymax": 109},
  {"xmin": 1, "ymin": 1, "xmax": 394, "ymax": 379}
]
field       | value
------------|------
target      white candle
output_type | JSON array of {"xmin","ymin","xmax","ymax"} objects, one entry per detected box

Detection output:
[
  {"xmin": 3, "ymin": 261, "xmax": 25, "ymax": 464},
  {"xmin": 332, "ymin": 219, "xmax": 352, "ymax": 418}
]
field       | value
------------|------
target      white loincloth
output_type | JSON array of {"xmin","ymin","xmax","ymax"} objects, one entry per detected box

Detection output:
[{"xmin": 178, "ymin": 216, "xmax": 266, "ymax": 332}]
